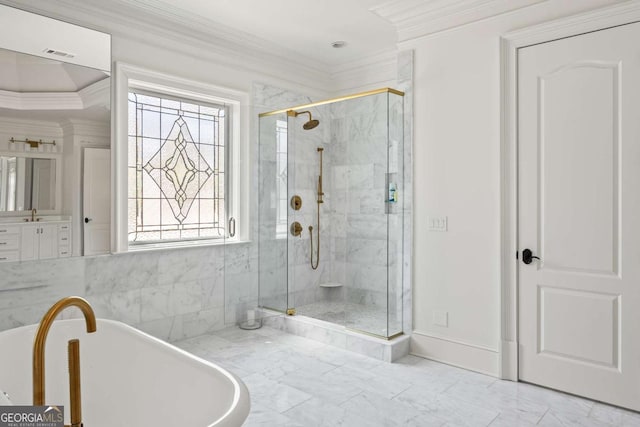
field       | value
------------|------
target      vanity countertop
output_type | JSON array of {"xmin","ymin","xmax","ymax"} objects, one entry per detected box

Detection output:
[{"xmin": 0, "ymin": 216, "xmax": 71, "ymax": 225}]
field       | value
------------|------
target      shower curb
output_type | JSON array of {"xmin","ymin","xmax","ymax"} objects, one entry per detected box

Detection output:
[{"xmin": 261, "ymin": 310, "xmax": 410, "ymax": 363}]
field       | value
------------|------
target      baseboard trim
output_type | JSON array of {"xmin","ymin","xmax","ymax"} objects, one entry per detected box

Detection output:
[
  {"xmin": 500, "ymin": 339, "xmax": 518, "ymax": 380},
  {"xmin": 410, "ymin": 331, "xmax": 500, "ymax": 377}
]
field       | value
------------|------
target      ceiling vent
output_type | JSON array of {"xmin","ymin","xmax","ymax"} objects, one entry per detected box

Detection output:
[{"xmin": 42, "ymin": 48, "xmax": 76, "ymax": 59}]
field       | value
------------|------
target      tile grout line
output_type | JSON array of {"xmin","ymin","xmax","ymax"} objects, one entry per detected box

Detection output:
[
  {"xmin": 486, "ymin": 411, "xmax": 502, "ymax": 426},
  {"xmin": 536, "ymin": 408, "xmax": 550, "ymax": 425}
]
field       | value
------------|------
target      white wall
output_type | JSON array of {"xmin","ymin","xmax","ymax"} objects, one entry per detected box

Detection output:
[{"xmin": 407, "ymin": 0, "xmax": 624, "ymax": 375}]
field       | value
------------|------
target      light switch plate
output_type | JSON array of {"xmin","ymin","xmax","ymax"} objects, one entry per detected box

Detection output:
[
  {"xmin": 427, "ymin": 216, "xmax": 448, "ymax": 232},
  {"xmin": 433, "ymin": 311, "xmax": 448, "ymax": 327}
]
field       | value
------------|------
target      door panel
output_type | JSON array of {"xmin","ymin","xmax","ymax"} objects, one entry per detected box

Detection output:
[
  {"xmin": 540, "ymin": 62, "xmax": 619, "ymax": 275},
  {"xmin": 518, "ymin": 22, "xmax": 640, "ymax": 410},
  {"xmin": 539, "ymin": 286, "xmax": 619, "ymax": 368}
]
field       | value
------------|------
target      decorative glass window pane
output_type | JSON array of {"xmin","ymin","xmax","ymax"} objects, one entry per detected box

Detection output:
[{"xmin": 127, "ymin": 91, "xmax": 227, "ymax": 243}]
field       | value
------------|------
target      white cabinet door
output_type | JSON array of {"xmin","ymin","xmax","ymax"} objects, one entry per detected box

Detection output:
[
  {"xmin": 38, "ymin": 224, "xmax": 58, "ymax": 260},
  {"xmin": 518, "ymin": 22, "xmax": 640, "ymax": 410},
  {"xmin": 20, "ymin": 225, "xmax": 38, "ymax": 261}
]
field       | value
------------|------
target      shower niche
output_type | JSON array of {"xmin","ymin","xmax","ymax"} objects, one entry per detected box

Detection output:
[{"xmin": 258, "ymin": 88, "xmax": 404, "ymax": 339}]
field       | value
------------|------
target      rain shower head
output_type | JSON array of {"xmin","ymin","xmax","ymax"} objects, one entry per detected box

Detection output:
[
  {"xmin": 291, "ymin": 110, "xmax": 319, "ymax": 130},
  {"xmin": 304, "ymin": 119, "xmax": 320, "ymax": 130}
]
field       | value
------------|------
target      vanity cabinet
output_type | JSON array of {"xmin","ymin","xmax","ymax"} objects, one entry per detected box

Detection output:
[
  {"xmin": 21, "ymin": 224, "xmax": 58, "ymax": 261},
  {"xmin": 0, "ymin": 225, "xmax": 20, "ymax": 262},
  {"xmin": 0, "ymin": 220, "xmax": 71, "ymax": 262}
]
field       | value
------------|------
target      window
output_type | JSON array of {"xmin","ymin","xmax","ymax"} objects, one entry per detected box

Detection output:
[
  {"xmin": 115, "ymin": 63, "xmax": 248, "ymax": 252},
  {"xmin": 127, "ymin": 91, "xmax": 227, "ymax": 244}
]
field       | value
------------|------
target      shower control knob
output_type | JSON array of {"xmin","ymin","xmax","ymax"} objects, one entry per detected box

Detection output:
[
  {"xmin": 291, "ymin": 195, "xmax": 302, "ymax": 210},
  {"xmin": 290, "ymin": 222, "xmax": 303, "ymax": 237}
]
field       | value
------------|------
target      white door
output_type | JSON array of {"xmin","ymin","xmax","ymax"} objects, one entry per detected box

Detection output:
[
  {"xmin": 518, "ymin": 23, "xmax": 640, "ymax": 410},
  {"xmin": 83, "ymin": 148, "xmax": 111, "ymax": 255}
]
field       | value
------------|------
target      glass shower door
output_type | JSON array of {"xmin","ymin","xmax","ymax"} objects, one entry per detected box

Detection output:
[
  {"xmin": 288, "ymin": 105, "xmax": 333, "ymax": 321},
  {"xmin": 257, "ymin": 113, "xmax": 290, "ymax": 314}
]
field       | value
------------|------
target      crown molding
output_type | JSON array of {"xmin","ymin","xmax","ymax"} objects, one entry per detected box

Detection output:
[
  {"xmin": 0, "ymin": 116, "xmax": 63, "ymax": 138},
  {"xmin": 371, "ymin": 0, "xmax": 549, "ymax": 41},
  {"xmin": 0, "ymin": 80, "xmax": 109, "ymax": 111},
  {"xmin": 0, "ymin": 90, "xmax": 82, "ymax": 110},
  {"xmin": 60, "ymin": 119, "xmax": 110, "ymax": 138},
  {"xmin": 78, "ymin": 79, "xmax": 111, "ymax": 110},
  {"xmin": 501, "ymin": 0, "xmax": 640, "ymax": 46},
  {"xmin": 0, "ymin": 0, "xmax": 333, "ymax": 91}
]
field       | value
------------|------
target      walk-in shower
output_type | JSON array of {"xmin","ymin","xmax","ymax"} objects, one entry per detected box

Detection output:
[{"xmin": 258, "ymin": 88, "xmax": 404, "ymax": 339}]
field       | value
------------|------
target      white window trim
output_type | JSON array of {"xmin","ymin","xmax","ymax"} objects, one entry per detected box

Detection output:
[{"xmin": 113, "ymin": 62, "xmax": 250, "ymax": 253}]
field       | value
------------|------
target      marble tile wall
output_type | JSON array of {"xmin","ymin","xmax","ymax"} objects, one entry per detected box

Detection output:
[{"xmin": 0, "ymin": 246, "xmax": 228, "ymax": 341}]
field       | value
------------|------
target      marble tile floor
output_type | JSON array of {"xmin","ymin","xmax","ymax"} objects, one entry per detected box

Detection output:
[{"xmin": 174, "ymin": 326, "xmax": 640, "ymax": 427}]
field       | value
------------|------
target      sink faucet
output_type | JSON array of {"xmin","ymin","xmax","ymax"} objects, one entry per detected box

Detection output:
[
  {"xmin": 33, "ymin": 296, "xmax": 97, "ymax": 427},
  {"xmin": 31, "ymin": 208, "xmax": 36, "ymax": 222}
]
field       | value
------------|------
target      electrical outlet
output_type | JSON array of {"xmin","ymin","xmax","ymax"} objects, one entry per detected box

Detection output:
[
  {"xmin": 433, "ymin": 311, "xmax": 448, "ymax": 327},
  {"xmin": 427, "ymin": 216, "xmax": 448, "ymax": 232}
]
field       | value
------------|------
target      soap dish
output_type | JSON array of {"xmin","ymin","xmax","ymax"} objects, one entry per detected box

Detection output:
[{"xmin": 319, "ymin": 282, "xmax": 343, "ymax": 288}]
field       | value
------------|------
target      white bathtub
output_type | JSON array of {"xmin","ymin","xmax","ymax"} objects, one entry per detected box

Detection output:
[{"xmin": 0, "ymin": 319, "xmax": 250, "ymax": 426}]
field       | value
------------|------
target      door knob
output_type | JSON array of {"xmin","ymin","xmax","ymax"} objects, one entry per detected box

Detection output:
[
  {"xmin": 522, "ymin": 249, "xmax": 540, "ymax": 265},
  {"xmin": 84, "ymin": 217, "xmax": 92, "ymax": 223}
]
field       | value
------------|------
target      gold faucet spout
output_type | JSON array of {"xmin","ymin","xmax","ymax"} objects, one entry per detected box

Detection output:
[
  {"xmin": 33, "ymin": 296, "xmax": 96, "ymax": 411},
  {"xmin": 31, "ymin": 208, "xmax": 36, "ymax": 222}
]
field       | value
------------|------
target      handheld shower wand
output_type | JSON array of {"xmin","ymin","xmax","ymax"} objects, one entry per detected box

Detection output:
[{"xmin": 309, "ymin": 147, "xmax": 323, "ymax": 270}]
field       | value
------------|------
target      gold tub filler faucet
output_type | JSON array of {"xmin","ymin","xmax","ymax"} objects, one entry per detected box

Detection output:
[{"xmin": 33, "ymin": 296, "xmax": 97, "ymax": 427}]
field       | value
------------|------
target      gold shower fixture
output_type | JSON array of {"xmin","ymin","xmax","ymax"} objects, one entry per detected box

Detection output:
[
  {"xmin": 287, "ymin": 110, "xmax": 320, "ymax": 130},
  {"xmin": 309, "ymin": 147, "xmax": 323, "ymax": 270}
]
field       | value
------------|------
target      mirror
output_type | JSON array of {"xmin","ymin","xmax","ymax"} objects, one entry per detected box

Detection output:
[
  {"xmin": 0, "ymin": 4, "xmax": 111, "ymax": 259},
  {"xmin": 0, "ymin": 47, "xmax": 110, "ymax": 219},
  {"xmin": 0, "ymin": 157, "xmax": 56, "ymax": 211}
]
